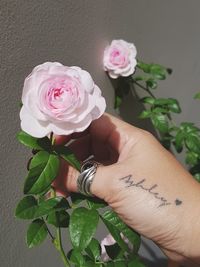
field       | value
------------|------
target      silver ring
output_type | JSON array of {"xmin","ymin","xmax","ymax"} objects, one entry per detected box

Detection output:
[{"xmin": 77, "ymin": 160, "xmax": 98, "ymax": 196}]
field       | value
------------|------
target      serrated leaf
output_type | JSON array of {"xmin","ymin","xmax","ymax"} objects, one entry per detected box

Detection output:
[
  {"xmin": 69, "ymin": 207, "xmax": 99, "ymax": 251},
  {"xmin": 85, "ymin": 238, "xmax": 101, "ymax": 261},
  {"xmin": 17, "ymin": 131, "xmax": 51, "ymax": 150},
  {"xmin": 35, "ymin": 197, "xmax": 70, "ymax": 218},
  {"xmin": 102, "ymin": 211, "xmax": 141, "ymax": 253},
  {"xmin": 47, "ymin": 210, "xmax": 70, "ymax": 228},
  {"xmin": 55, "ymin": 146, "xmax": 81, "ymax": 171},
  {"xmin": 24, "ymin": 154, "xmax": 60, "ymax": 195},
  {"xmin": 15, "ymin": 196, "xmax": 38, "ymax": 219},
  {"xmin": 26, "ymin": 219, "xmax": 48, "ymax": 248},
  {"xmin": 30, "ymin": 151, "xmax": 49, "ymax": 169}
]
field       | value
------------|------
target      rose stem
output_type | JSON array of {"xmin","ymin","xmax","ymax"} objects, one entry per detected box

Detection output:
[{"xmin": 49, "ymin": 134, "xmax": 70, "ymax": 267}]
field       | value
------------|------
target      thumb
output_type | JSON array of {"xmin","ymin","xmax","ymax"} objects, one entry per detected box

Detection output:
[{"xmin": 53, "ymin": 159, "xmax": 118, "ymax": 201}]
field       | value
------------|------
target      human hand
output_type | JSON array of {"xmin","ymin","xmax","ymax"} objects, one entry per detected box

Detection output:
[{"xmin": 53, "ymin": 113, "xmax": 200, "ymax": 265}]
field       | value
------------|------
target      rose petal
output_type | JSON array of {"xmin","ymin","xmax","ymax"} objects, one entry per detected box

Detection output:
[{"xmin": 20, "ymin": 106, "xmax": 49, "ymax": 138}]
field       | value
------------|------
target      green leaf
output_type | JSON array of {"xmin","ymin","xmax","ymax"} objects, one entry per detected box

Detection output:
[
  {"xmin": 140, "ymin": 97, "xmax": 155, "ymax": 105},
  {"xmin": 35, "ymin": 197, "xmax": 70, "ymax": 218},
  {"xmin": 15, "ymin": 196, "xmax": 38, "ymax": 219},
  {"xmin": 137, "ymin": 61, "xmax": 151, "ymax": 73},
  {"xmin": 68, "ymin": 249, "xmax": 86, "ymax": 266},
  {"xmin": 174, "ymin": 130, "xmax": 185, "ymax": 153},
  {"xmin": 185, "ymin": 151, "xmax": 199, "ymax": 165},
  {"xmin": 87, "ymin": 197, "xmax": 107, "ymax": 209},
  {"xmin": 70, "ymin": 193, "xmax": 86, "ymax": 206},
  {"xmin": 149, "ymin": 64, "xmax": 167, "ymax": 80},
  {"xmin": 26, "ymin": 219, "xmax": 48, "ymax": 248},
  {"xmin": 128, "ymin": 256, "xmax": 146, "ymax": 267},
  {"xmin": 55, "ymin": 146, "xmax": 81, "ymax": 171},
  {"xmin": 85, "ymin": 238, "xmax": 101, "ymax": 261},
  {"xmin": 151, "ymin": 113, "xmax": 169, "ymax": 133},
  {"xmin": 47, "ymin": 210, "xmax": 70, "ymax": 228},
  {"xmin": 114, "ymin": 95, "xmax": 122, "ymax": 109},
  {"xmin": 134, "ymin": 76, "xmax": 146, "ymax": 81},
  {"xmin": 105, "ymin": 243, "xmax": 121, "ymax": 260},
  {"xmin": 146, "ymin": 78, "xmax": 157, "ymax": 89},
  {"xmin": 24, "ymin": 154, "xmax": 60, "ymax": 195},
  {"xmin": 180, "ymin": 122, "xmax": 200, "ymax": 133},
  {"xmin": 69, "ymin": 207, "xmax": 99, "ymax": 251},
  {"xmin": 30, "ymin": 151, "xmax": 50, "ymax": 169},
  {"xmin": 139, "ymin": 110, "xmax": 152, "ymax": 119},
  {"xmin": 168, "ymin": 99, "xmax": 181, "ymax": 113},
  {"xmin": 102, "ymin": 211, "xmax": 141, "ymax": 253},
  {"xmin": 194, "ymin": 92, "xmax": 200, "ymax": 99},
  {"xmin": 194, "ymin": 173, "xmax": 200, "ymax": 182},
  {"xmin": 185, "ymin": 133, "xmax": 200, "ymax": 154},
  {"xmin": 17, "ymin": 131, "xmax": 51, "ymax": 150},
  {"xmin": 101, "ymin": 215, "xmax": 129, "ymax": 252},
  {"xmin": 107, "ymin": 261, "xmax": 127, "ymax": 267},
  {"xmin": 154, "ymin": 98, "xmax": 181, "ymax": 113},
  {"xmin": 152, "ymin": 107, "xmax": 169, "ymax": 114}
]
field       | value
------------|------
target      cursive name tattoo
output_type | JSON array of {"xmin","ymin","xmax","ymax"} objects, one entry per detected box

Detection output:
[{"xmin": 119, "ymin": 175, "xmax": 182, "ymax": 208}]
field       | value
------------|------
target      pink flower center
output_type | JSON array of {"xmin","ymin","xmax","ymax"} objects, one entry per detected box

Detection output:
[
  {"xmin": 110, "ymin": 46, "xmax": 129, "ymax": 67},
  {"xmin": 39, "ymin": 76, "xmax": 81, "ymax": 119}
]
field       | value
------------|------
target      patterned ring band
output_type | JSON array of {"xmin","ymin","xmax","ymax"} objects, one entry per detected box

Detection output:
[{"xmin": 77, "ymin": 160, "xmax": 99, "ymax": 196}]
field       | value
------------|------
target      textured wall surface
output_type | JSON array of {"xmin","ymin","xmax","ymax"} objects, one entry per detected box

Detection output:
[{"xmin": 1, "ymin": 1, "xmax": 200, "ymax": 266}]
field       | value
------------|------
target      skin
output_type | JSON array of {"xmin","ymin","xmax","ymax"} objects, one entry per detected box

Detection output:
[{"xmin": 53, "ymin": 113, "xmax": 200, "ymax": 266}]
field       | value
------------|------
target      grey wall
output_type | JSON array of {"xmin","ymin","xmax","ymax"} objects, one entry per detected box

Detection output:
[{"xmin": 1, "ymin": 1, "xmax": 200, "ymax": 266}]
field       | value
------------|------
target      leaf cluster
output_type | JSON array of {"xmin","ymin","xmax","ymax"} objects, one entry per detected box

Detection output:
[{"xmin": 16, "ymin": 131, "xmax": 144, "ymax": 266}]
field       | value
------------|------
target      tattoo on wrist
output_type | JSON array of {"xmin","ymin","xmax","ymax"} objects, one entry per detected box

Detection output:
[{"xmin": 119, "ymin": 175, "xmax": 182, "ymax": 208}]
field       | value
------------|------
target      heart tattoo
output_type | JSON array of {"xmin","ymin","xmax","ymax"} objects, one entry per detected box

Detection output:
[{"xmin": 175, "ymin": 199, "xmax": 182, "ymax": 206}]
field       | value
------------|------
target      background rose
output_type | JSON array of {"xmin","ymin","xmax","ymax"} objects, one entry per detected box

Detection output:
[
  {"xmin": 100, "ymin": 233, "xmax": 132, "ymax": 262},
  {"xmin": 20, "ymin": 62, "xmax": 106, "ymax": 138},
  {"xmin": 103, "ymin": 39, "xmax": 137, "ymax": 78}
]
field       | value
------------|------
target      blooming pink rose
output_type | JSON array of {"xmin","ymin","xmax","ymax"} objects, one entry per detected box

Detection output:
[
  {"xmin": 103, "ymin": 39, "xmax": 137, "ymax": 79},
  {"xmin": 20, "ymin": 62, "xmax": 106, "ymax": 138}
]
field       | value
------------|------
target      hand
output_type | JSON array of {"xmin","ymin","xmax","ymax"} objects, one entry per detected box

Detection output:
[{"xmin": 53, "ymin": 113, "xmax": 200, "ymax": 265}]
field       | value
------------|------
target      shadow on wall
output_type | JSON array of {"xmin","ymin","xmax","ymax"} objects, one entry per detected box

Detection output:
[{"xmin": 109, "ymin": 76, "xmax": 157, "ymax": 135}]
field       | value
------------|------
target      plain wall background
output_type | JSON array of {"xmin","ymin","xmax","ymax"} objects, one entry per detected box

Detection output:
[{"xmin": 1, "ymin": 1, "xmax": 200, "ymax": 266}]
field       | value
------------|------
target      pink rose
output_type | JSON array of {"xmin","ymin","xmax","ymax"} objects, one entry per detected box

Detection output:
[
  {"xmin": 20, "ymin": 62, "xmax": 106, "ymax": 138},
  {"xmin": 100, "ymin": 234, "xmax": 116, "ymax": 262},
  {"xmin": 103, "ymin": 39, "xmax": 137, "ymax": 79}
]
